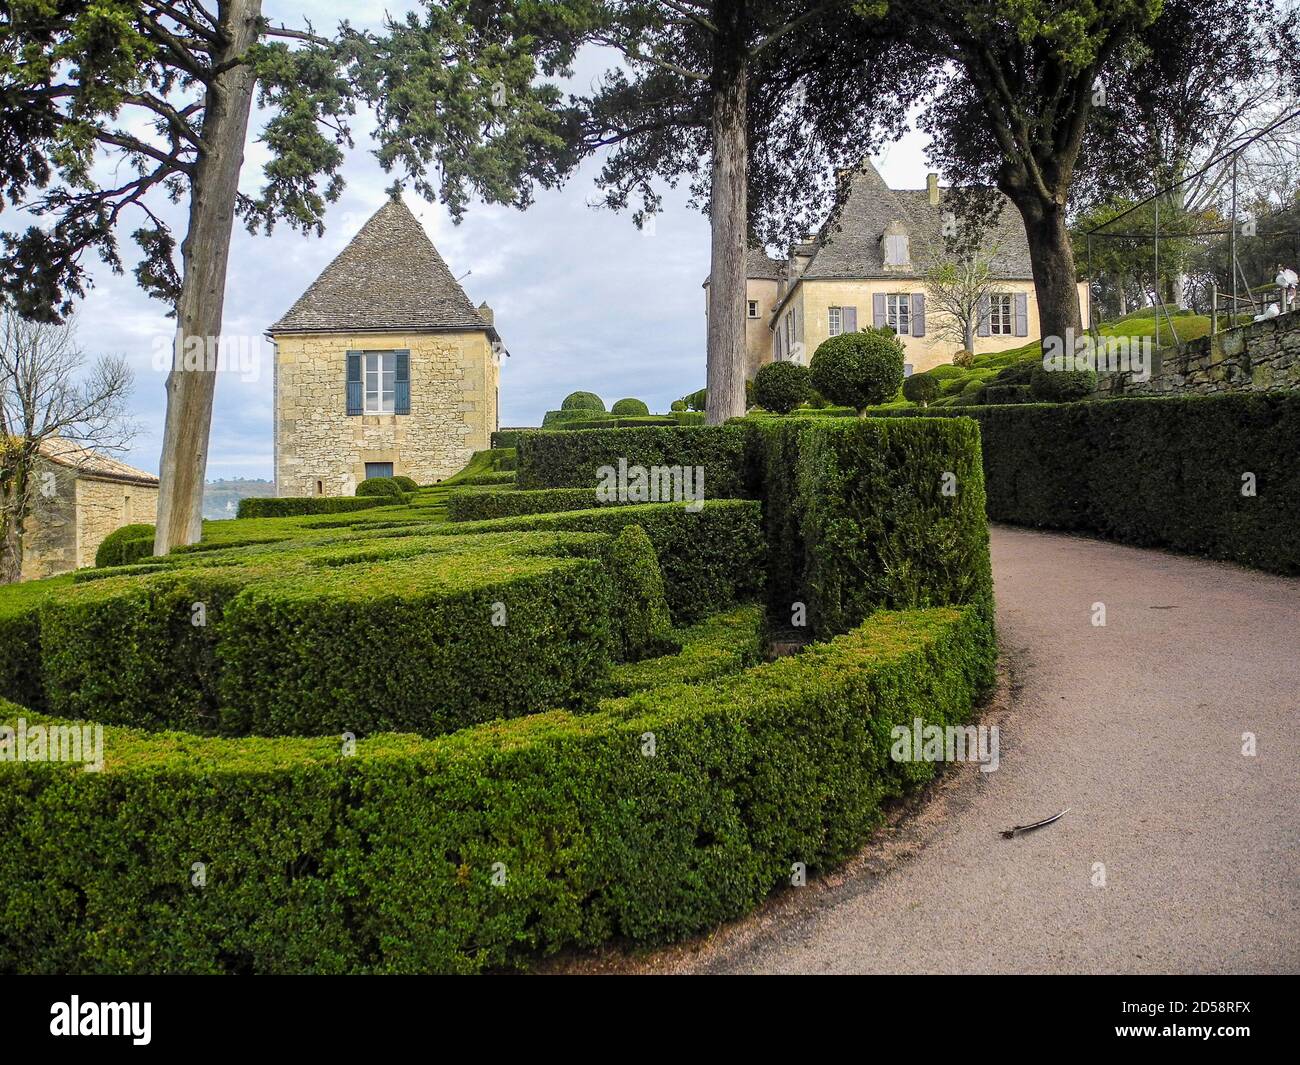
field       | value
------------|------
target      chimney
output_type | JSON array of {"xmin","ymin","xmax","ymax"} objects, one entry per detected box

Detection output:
[
  {"xmin": 927, "ymin": 173, "xmax": 940, "ymax": 207},
  {"xmin": 477, "ymin": 301, "xmax": 494, "ymax": 326}
]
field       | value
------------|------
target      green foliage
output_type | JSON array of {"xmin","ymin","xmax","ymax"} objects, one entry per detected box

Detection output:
[
  {"xmin": 492, "ymin": 430, "xmax": 524, "ymax": 449},
  {"xmin": 1029, "ymin": 364, "xmax": 1097, "ymax": 401},
  {"xmin": 982, "ymin": 384, "xmax": 1032, "ymax": 404},
  {"xmin": 93, "ymin": 524, "xmax": 155, "ymax": 568},
  {"xmin": 392, "ymin": 475, "xmax": 419, "ymax": 492},
  {"xmin": 355, "ymin": 477, "xmax": 405, "ymax": 499},
  {"xmin": 0, "ymin": 603, "xmax": 994, "ymax": 973},
  {"xmin": 237, "ymin": 497, "xmax": 384, "ymax": 519},
  {"xmin": 542, "ymin": 407, "xmax": 614, "ymax": 428},
  {"xmin": 902, "ymin": 372, "xmax": 941, "ymax": 407},
  {"xmin": 556, "ymin": 415, "xmax": 676, "ymax": 431},
  {"xmin": 447, "ymin": 487, "xmax": 611, "ymax": 522},
  {"xmin": 611, "ymin": 397, "xmax": 650, "ymax": 416},
  {"xmin": 753, "ymin": 417, "xmax": 993, "ymax": 638},
  {"xmin": 0, "ymin": 574, "xmax": 75, "ymax": 711},
  {"xmin": 561, "ymin": 391, "xmax": 606, "ymax": 412},
  {"xmin": 605, "ymin": 603, "xmax": 764, "ymax": 697},
  {"xmin": 516, "ymin": 426, "xmax": 752, "ymax": 498},
  {"xmin": 752, "ymin": 360, "xmax": 811, "ymax": 414},
  {"xmin": 868, "ymin": 393, "xmax": 1300, "ymax": 575},
  {"xmin": 433, "ymin": 500, "xmax": 766, "ymax": 624},
  {"xmin": 683, "ymin": 388, "xmax": 707, "ymax": 412},
  {"xmin": 606, "ymin": 525, "xmax": 677, "ymax": 661},
  {"xmin": 670, "ymin": 399, "xmax": 686, "ymax": 412},
  {"xmin": 810, "ymin": 328, "xmax": 906, "ymax": 412}
]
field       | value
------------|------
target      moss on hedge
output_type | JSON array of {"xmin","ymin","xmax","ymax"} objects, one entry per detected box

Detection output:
[{"xmin": 0, "ymin": 602, "xmax": 993, "ymax": 974}]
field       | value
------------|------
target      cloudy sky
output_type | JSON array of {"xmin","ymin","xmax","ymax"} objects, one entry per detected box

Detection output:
[{"xmin": 3, "ymin": 1, "xmax": 935, "ymax": 481}]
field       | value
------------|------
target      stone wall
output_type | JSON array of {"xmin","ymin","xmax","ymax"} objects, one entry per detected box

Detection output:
[
  {"xmin": 1100, "ymin": 310, "xmax": 1300, "ymax": 396},
  {"xmin": 272, "ymin": 329, "xmax": 499, "ymax": 497},
  {"xmin": 19, "ymin": 462, "xmax": 158, "ymax": 580}
]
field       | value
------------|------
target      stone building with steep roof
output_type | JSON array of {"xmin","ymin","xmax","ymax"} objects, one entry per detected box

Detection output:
[
  {"xmin": 719, "ymin": 162, "xmax": 1091, "ymax": 375},
  {"xmin": 20, "ymin": 440, "xmax": 159, "ymax": 580},
  {"xmin": 268, "ymin": 195, "xmax": 502, "ymax": 495}
]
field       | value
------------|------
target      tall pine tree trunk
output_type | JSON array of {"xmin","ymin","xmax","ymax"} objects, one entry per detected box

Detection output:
[
  {"xmin": 153, "ymin": 0, "xmax": 262, "ymax": 554},
  {"xmin": 704, "ymin": 29, "xmax": 748, "ymax": 426}
]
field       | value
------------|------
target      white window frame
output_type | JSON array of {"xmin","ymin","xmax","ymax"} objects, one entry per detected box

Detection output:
[
  {"xmin": 828, "ymin": 306, "xmax": 843, "ymax": 337},
  {"xmin": 364, "ymin": 351, "xmax": 396, "ymax": 414},
  {"xmin": 887, "ymin": 294, "xmax": 911, "ymax": 336},
  {"xmin": 989, "ymin": 294, "xmax": 1014, "ymax": 336},
  {"xmin": 747, "ymin": 299, "xmax": 759, "ymax": 319}
]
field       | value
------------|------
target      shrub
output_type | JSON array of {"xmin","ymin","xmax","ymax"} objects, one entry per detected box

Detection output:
[
  {"xmin": 561, "ymin": 391, "xmax": 605, "ymax": 412},
  {"xmin": 0, "ymin": 602, "xmax": 993, "ymax": 973},
  {"xmin": 981, "ymin": 384, "xmax": 1032, "ymax": 405},
  {"xmin": 953, "ymin": 349, "xmax": 975, "ymax": 368},
  {"xmin": 605, "ymin": 602, "xmax": 764, "ymax": 697},
  {"xmin": 556, "ymin": 415, "xmax": 675, "ymax": 431},
  {"xmin": 810, "ymin": 327, "xmax": 906, "ymax": 412},
  {"xmin": 447, "ymin": 487, "xmax": 610, "ymax": 522},
  {"xmin": 356, "ymin": 477, "xmax": 404, "ymax": 499},
  {"xmin": 611, "ymin": 398, "xmax": 650, "ymax": 416},
  {"xmin": 1029, "ymin": 364, "xmax": 1097, "ymax": 402},
  {"xmin": 541, "ymin": 408, "xmax": 613, "ymax": 428},
  {"xmin": 516, "ymin": 426, "xmax": 752, "ymax": 498},
  {"xmin": 0, "ymin": 574, "xmax": 75, "ymax": 710},
  {"xmin": 93, "ymin": 524, "xmax": 155, "ymax": 568},
  {"xmin": 683, "ymin": 388, "xmax": 707, "ymax": 412},
  {"xmin": 238, "ymin": 496, "xmax": 385, "ymax": 519},
  {"xmin": 606, "ymin": 524, "xmax": 677, "ymax": 661},
  {"xmin": 455, "ymin": 471, "xmax": 516, "ymax": 486},
  {"xmin": 752, "ymin": 417, "xmax": 992, "ymax": 638},
  {"xmin": 492, "ymin": 430, "xmax": 524, "ymax": 449},
  {"xmin": 902, "ymin": 372, "xmax": 941, "ymax": 407},
  {"xmin": 752, "ymin": 361, "xmax": 811, "ymax": 414},
  {"xmin": 670, "ymin": 399, "xmax": 686, "ymax": 412},
  {"xmin": 431, "ymin": 499, "xmax": 766, "ymax": 623},
  {"xmin": 392, "ymin": 475, "xmax": 420, "ymax": 492},
  {"xmin": 866, "ymin": 393, "xmax": 1300, "ymax": 575}
]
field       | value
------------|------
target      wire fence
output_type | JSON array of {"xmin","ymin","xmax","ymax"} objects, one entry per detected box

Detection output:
[{"xmin": 1080, "ymin": 106, "xmax": 1300, "ymax": 350}]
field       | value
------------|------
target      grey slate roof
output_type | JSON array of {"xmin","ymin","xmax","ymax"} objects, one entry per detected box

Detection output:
[
  {"xmin": 800, "ymin": 162, "xmax": 1035, "ymax": 282},
  {"xmin": 703, "ymin": 246, "xmax": 785, "ymax": 286},
  {"xmin": 269, "ymin": 197, "xmax": 496, "ymax": 337}
]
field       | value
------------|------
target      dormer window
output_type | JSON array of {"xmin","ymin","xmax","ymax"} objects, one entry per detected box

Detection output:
[{"xmin": 882, "ymin": 219, "xmax": 910, "ymax": 268}]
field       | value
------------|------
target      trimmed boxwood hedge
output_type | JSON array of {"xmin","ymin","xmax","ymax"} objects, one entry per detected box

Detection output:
[
  {"xmin": 93, "ymin": 523, "xmax": 155, "ymax": 568},
  {"xmin": 356, "ymin": 477, "xmax": 404, "ymax": 499},
  {"xmin": 237, "ymin": 496, "xmax": 384, "ymax": 519},
  {"xmin": 605, "ymin": 602, "xmax": 764, "ymax": 697},
  {"xmin": 867, "ymin": 393, "xmax": 1300, "ymax": 575},
  {"xmin": 0, "ymin": 602, "xmax": 994, "ymax": 974},
  {"xmin": 516, "ymin": 425, "xmax": 751, "ymax": 497},
  {"xmin": 752, "ymin": 417, "xmax": 992, "ymax": 638},
  {"xmin": 447, "ymin": 486, "xmax": 616, "ymax": 522},
  {"xmin": 427, "ymin": 499, "xmax": 766, "ymax": 623},
  {"xmin": 28, "ymin": 530, "xmax": 679, "ymax": 738},
  {"xmin": 0, "ymin": 574, "xmax": 75, "ymax": 711}
]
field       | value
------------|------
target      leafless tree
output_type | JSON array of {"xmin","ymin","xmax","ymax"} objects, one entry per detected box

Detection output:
[
  {"xmin": 0, "ymin": 311, "xmax": 136, "ymax": 583},
  {"xmin": 922, "ymin": 241, "xmax": 1003, "ymax": 355}
]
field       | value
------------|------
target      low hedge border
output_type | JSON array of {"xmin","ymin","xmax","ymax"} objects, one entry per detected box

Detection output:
[
  {"xmin": 516, "ymin": 425, "xmax": 751, "ymax": 498},
  {"xmin": 447, "ymin": 486, "xmax": 615, "ymax": 522},
  {"xmin": 237, "ymin": 496, "xmax": 384, "ymax": 519},
  {"xmin": 0, "ymin": 602, "xmax": 994, "ymax": 974},
  {"xmin": 93, "ymin": 524, "xmax": 156, "ymax": 568},
  {"xmin": 605, "ymin": 602, "xmax": 764, "ymax": 697},
  {"xmin": 26, "ymin": 530, "xmax": 677, "ymax": 738},
  {"xmin": 865, "ymin": 393, "xmax": 1300, "ymax": 575}
]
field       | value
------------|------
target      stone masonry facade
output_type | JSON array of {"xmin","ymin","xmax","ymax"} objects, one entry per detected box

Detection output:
[
  {"xmin": 272, "ymin": 330, "xmax": 499, "ymax": 496},
  {"xmin": 1100, "ymin": 310, "xmax": 1300, "ymax": 397}
]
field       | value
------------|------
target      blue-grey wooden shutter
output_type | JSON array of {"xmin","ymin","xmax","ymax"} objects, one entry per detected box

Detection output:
[
  {"xmin": 911, "ymin": 293, "xmax": 926, "ymax": 336},
  {"xmin": 872, "ymin": 294, "xmax": 886, "ymax": 327},
  {"xmin": 843, "ymin": 305, "xmax": 857, "ymax": 332},
  {"xmin": 394, "ymin": 349, "xmax": 411, "ymax": 414},
  {"xmin": 1014, "ymin": 292, "xmax": 1029, "ymax": 336},
  {"xmin": 977, "ymin": 296, "xmax": 991, "ymax": 337},
  {"xmin": 346, "ymin": 351, "xmax": 362, "ymax": 415}
]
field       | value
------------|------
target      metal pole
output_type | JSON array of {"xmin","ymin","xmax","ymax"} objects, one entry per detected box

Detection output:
[{"xmin": 1231, "ymin": 154, "xmax": 1238, "ymax": 325}]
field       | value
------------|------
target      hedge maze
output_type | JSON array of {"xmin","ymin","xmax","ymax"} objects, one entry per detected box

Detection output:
[{"xmin": 0, "ymin": 418, "xmax": 997, "ymax": 973}]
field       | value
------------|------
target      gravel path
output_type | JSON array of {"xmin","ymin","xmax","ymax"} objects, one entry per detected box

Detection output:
[{"xmin": 668, "ymin": 526, "xmax": 1300, "ymax": 975}]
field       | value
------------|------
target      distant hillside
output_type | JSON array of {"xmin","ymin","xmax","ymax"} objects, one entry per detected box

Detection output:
[{"xmin": 203, "ymin": 478, "xmax": 276, "ymax": 520}]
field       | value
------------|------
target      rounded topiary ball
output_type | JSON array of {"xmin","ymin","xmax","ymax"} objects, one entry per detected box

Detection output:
[
  {"xmin": 809, "ymin": 327, "xmax": 906, "ymax": 412},
  {"xmin": 670, "ymin": 399, "xmax": 686, "ymax": 412},
  {"xmin": 561, "ymin": 391, "xmax": 606, "ymax": 412},
  {"xmin": 752, "ymin": 360, "xmax": 812, "ymax": 414},
  {"xmin": 611, "ymin": 397, "xmax": 650, "ymax": 416},
  {"xmin": 1029, "ymin": 365, "xmax": 1097, "ymax": 402},
  {"xmin": 902, "ymin": 372, "xmax": 941, "ymax": 407},
  {"xmin": 356, "ymin": 476, "xmax": 404, "ymax": 499}
]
